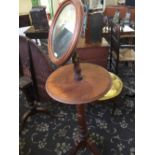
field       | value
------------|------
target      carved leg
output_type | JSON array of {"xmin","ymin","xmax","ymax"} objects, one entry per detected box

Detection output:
[
  {"xmin": 71, "ymin": 104, "xmax": 101, "ymax": 155},
  {"xmin": 69, "ymin": 141, "xmax": 84, "ymax": 155},
  {"xmin": 76, "ymin": 104, "xmax": 88, "ymax": 140},
  {"xmin": 112, "ymin": 102, "xmax": 116, "ymax": 116},
  {"xmin": 86, "ymin": 139, "xmax": 102, "ymax": 155}
]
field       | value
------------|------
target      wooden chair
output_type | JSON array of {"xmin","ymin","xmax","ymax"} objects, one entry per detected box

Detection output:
[
  {"xmin": 110, "ymin": 22, "xmax": 135, "ymax": 74},
  {"xmin": 102, "ymin": 15, "xmax": 111, "ymax": 43},
  {"xmin": 19, "ymin": 36, "xmax": 33, "ymax": 102},
  {"xmin": 19, "ymin": 36, "xmax": 53, "ymax": 131}
]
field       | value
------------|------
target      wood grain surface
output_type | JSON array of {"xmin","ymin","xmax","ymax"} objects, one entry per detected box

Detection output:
[{"xmin": 46, "ymin": 63, "xmax": 112, "ymax": 104}]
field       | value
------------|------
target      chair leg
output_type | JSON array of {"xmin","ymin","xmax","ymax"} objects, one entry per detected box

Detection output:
[
  {"xmin": 20, "ymin": 102, "xmax": 52, "ymax": 133},
  {"xmin": 109, "ymin": 48, "xmax": 112, "ymax": 71},
  {"xmin": 69, "ymin": 141, "xmax": 84, "ymax": 155},
  {"xmin": 86, "ymin": 139, "xmax": 102, "ymax": 155},
  {"xmin": 115, "ymin": 60, "xmax": 119, "ymax": 74},
  {"xmin": 35, "ymin": 106, "xmax": 53, "ymax": 117},
  {"xmin": 20, "ymin": 109, "xmax": 32, "ymax": 133},
  {"xmin": 112, "ymin": 102, "xmax": 116, "ymax": 116},
  {"xmin": 132, "ymin": 61, "xmax": 135, "ymax": 72}
]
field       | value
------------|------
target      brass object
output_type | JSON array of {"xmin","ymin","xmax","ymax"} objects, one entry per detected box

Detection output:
[{"xmin": 99, "ymin": 72, "xmax": 123, "ymax": 100}]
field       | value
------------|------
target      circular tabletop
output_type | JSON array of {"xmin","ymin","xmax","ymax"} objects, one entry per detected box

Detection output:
[{"xmin": 46, "ymin": 63, "xmax": 112, "ymax": 105}]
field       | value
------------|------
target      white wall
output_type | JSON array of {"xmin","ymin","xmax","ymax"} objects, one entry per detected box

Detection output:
[
  {"xmin": 52, "ymin": 0, "xmax": 59, "ymax": 14},
  {"xmin": 19, "ymin": 0, "xmax": 118, "ymax": 16},
  {"xmin": 105, "ymin": 0, "xmax": 118, "ymax": 6},
  {"xmin": 19, "ymin": 0, "xmax": 32, "ymax": 14}
]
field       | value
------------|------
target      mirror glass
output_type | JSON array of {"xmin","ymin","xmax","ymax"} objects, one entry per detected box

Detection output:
[{"xmin": 52, "ymin": 4, "xmax": 76, "ymax": 58}]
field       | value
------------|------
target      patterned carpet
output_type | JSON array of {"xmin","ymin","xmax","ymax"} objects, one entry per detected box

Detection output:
[{"xmin": 19, "ymin": 41, "xmax": 135, "ymax": 155}]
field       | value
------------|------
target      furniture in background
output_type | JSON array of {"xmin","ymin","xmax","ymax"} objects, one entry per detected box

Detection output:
[
  {"xmin": 110, "ymin": 23, "xmax": 135, "ymax": 74},
  {"xmin": 104, "ymin": 5, "xmax": 135, "ymax": 22},
  {"xmin": 19, "ymin": 13, "xmax": 31, "ymax": 36},
  {"xmin": 28, "ymin": 37, "xmax": 53, "ymax": 102},
  {"xmin": 22, "ymin": 5, "xmax": 52, "ymax": 43},
  {"xmin": 126, "ymin": 0, "xmax": 135, "ymax": 6},
  {"xmin": 77, "ymin": 37, "xmax": 109, "ymax": 69},
  {"xmin": 24, "ymin": 26, "xmax": 48, "ymax": 39},
  {"xmin": 24, "ymin": 32, "xmax": 110, "ymax": 69},
  {"xmin": 19, "ymin": 14, "xmax": 31, "ymax": 28},
  {"xmin": 102, "ymin": 5, "xmax": 135, "ymax": 43},
  {"xmin": 19, "ymin": 36, "xmax": 53, "ymax": 131},
  {"xmin": 85, "ymin": 11, "xmax": 103, "ymax": 43},
  {"xmin": 30, "ymin": 6, "xmax": 49, "ymax": 30},
  {"xmin": 102, "ymin": 15, "xmax": 113, "ymax": 44},
  {"xmin": 19, "ymin": 36, "xmax": 33, "ymax": 102}
]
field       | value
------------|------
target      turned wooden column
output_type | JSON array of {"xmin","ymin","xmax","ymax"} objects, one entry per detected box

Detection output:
[{"xmin": 76, "ymin": 104, "xmax": 88, "ymax": 141}]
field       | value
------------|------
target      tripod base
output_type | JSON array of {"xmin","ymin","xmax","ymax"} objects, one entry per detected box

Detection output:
[
  {"xmin": 69, "ymin": 104, "xmax": 102, "ymax": 155},
  {"xmin": 70, "ymin": 138, "xmax": 101, "ymax": 155}
]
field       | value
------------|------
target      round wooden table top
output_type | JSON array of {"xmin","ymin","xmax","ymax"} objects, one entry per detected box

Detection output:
[{"xmin": 46, "ymin": 63, "xmax": 112, "ymax": 105}]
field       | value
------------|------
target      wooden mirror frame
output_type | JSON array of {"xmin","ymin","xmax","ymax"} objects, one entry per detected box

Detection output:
[{"xmin": 48, "ymin": 0, "xmax": 84, "ymax": 66}]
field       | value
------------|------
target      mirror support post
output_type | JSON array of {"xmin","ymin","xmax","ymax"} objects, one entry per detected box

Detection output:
[{"xmin": 72, "ymin": 51, "xmax": 83, "ymax": 81}]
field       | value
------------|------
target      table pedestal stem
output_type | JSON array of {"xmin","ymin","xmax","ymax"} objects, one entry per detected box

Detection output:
[{"xmin": 69, "ymin": 104, "xmax": 102, "ymax": 155}]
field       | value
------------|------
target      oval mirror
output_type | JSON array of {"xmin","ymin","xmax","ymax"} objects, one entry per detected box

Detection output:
[{"xmin": 48, "ymin": 0, "xmax": 84, "ymax": 66}]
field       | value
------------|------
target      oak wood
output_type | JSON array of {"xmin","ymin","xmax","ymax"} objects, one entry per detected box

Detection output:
[
  {"xmin": 48, "ymin": 0, "xmax": 84, "ymax": 66},
  {"xmin": 46, "ymin": 63, "xmax": 112, "ymax": 104}
]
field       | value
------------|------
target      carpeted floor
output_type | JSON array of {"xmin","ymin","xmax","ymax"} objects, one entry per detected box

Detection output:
[{"xmin": 19, "ymin": 41, "xmax": 135, "ymax": 155}]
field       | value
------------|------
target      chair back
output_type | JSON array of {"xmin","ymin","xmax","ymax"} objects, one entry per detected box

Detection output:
[
  {"xmin": 19, "ymin": 36, "xmax": 31, "ymax": 78},
  {"xmin": 110, "ymin": 22, "xmax": 135, "ymax": 73},
  {"xmin": 28, "ymin": 39, "xmax": 53, "ymax": 102},
  {"xmin": 111, "ymin": 23, "xmax": 120, "ymax": 54}
]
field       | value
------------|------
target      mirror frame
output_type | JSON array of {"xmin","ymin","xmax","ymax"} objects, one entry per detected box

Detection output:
[{"xmin": 48, "ymin": 0, "xmax": 84, "ymax": 66}]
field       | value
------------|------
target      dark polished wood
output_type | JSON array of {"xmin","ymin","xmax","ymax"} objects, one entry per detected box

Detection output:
[
  {"xmin": 77, "ymin": 38, "xmax": 109, "ymax": 69},
  {"xmin": 46, "ymin": 0, "xmax": 112, "ymax": 154},
  {"xmin": 19, "ymin": 36, "xmax": 53, "ymax": 132},
  {"xmin": 30, "ymin": 6, "xmax": 49, "ymax": 30},
  {"xmin": 20, "ymin": 102, "xmax": 50, "ymax": 132},
  {"xmin": 110, "ymin": 23, "xmax": 135, "ymax": 73},
  {"xmin": 46, "ymin": 63, "xmax": 111, "ymax": 154},
  {"xmin": 28, "ymin": 38, "xmax": 53, "ymax": 101},
  {"xmin": 48, "ymin": 0, "xmax": 84, "ymax": 66},
  {"xmin": 72, "ymin": 52, "xmax": 83, "ymax": 81},
  {"xmin": 85, "ymin": 12, "xmax": 103, "ymax": 43},
  {"xmin": 24, "ymin": 26, "xmax": 49, "ymax": 39},
  {"xmin": 46, "ymin": 63, "xmax": 111, "ymax": 104},
  {"xmin": 69, "ymin": 104, "xmax": 101, "ymax": 155},
  {"xmin": 19, "ymin": 14, "xmax": 31, "ymax": 27}
]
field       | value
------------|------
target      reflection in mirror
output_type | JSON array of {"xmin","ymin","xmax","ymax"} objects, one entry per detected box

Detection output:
[{"xmin": 52, "ymin": 4, "xmax": 76, "ymax": 58}]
